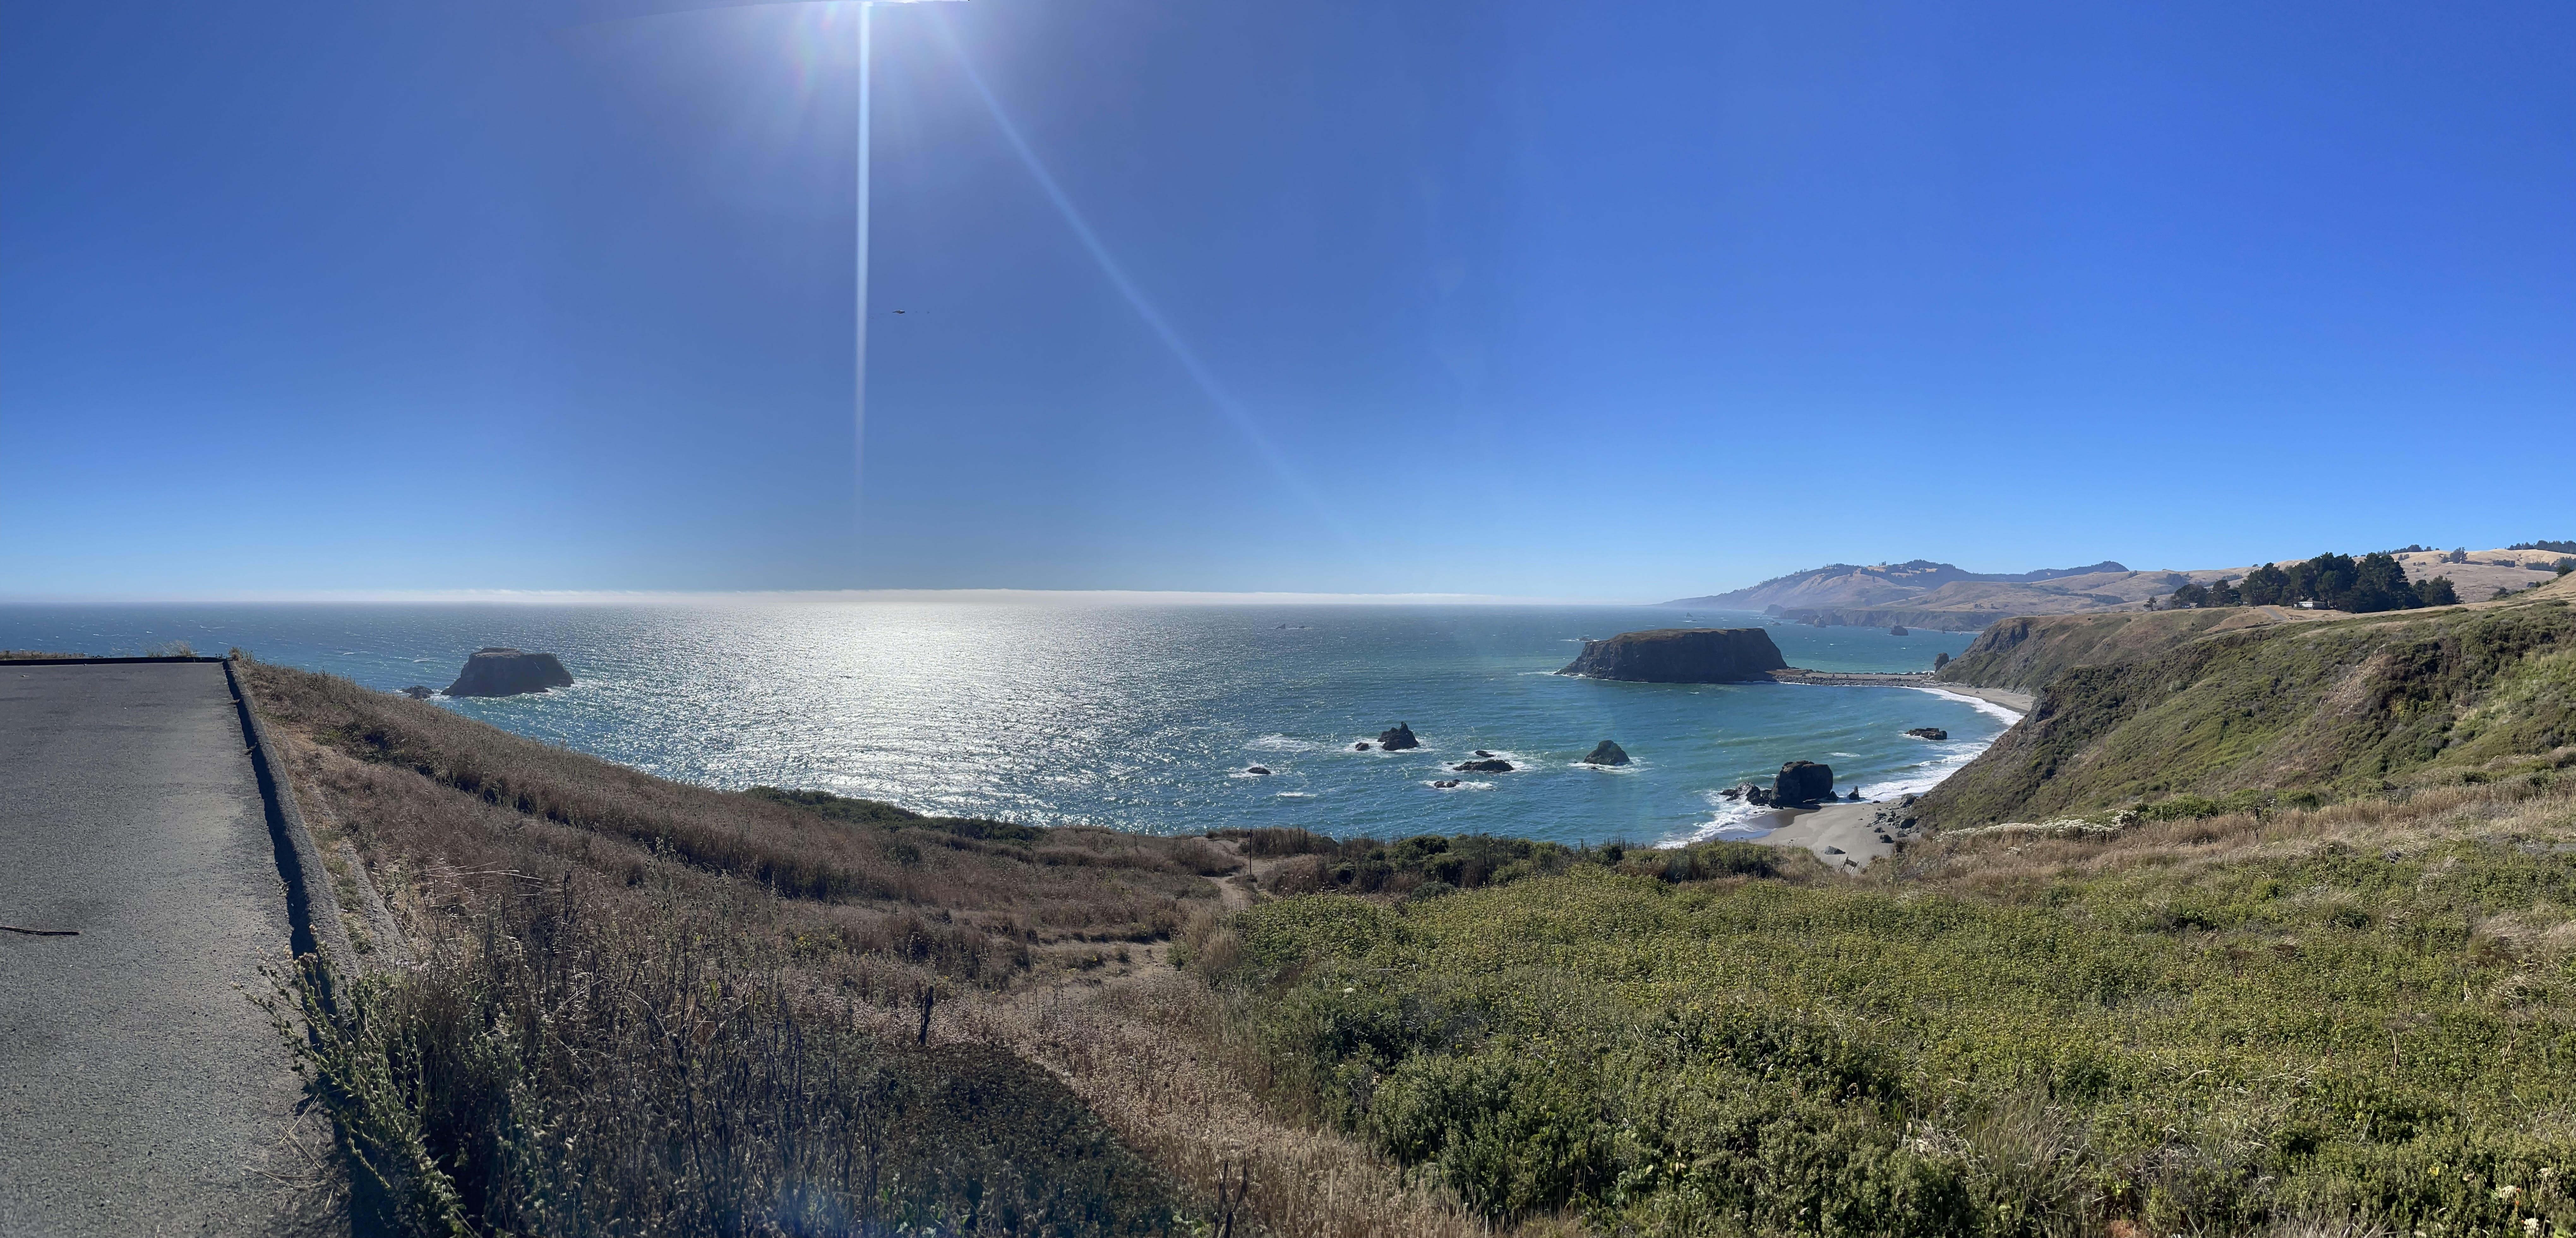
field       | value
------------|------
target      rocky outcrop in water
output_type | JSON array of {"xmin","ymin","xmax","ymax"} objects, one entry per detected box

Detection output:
[
  {"xmin": 1580, "ymin": 741, "xmax": 1630, "ymax": 766},
  {"xmin": 444, "ymin": 647, "xmax": 574, "ymax": 698},
  {"xmin": 1377, "ymin": 723, "xmax": 1421, "ymax": 751},
  {"xmin": 1558, "ymin": 628, "xmax": 1788, "ymax": 683},
  {"xmin": 400, "ymin": 685, "xmax": 435, "ymax": 700},
  {"xmin": 1773, "ymin": 760, "xmax": 1834, "ymax": 806},
  {"xmin": 1454, "ymin": 759, "xmax": 1514, "ymax": 774},
  {"xmin": 1906, "ymin": 727, "xmax": 1948, "ymax": 741}
]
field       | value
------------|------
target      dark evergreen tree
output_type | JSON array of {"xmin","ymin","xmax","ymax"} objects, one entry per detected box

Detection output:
[
  {"xmin": 2240, "ymin": 563, "xmax": 2294, "ymax": 606},
  {"xmin": 2416, "ymin": 576, "xmax": 2459, "ymax": 606},
  {"xmin": 2345, "ymin": 552, "xmax": 2417, "ymax": 613},
  {"xmin": 2296, "ymin": 553, "xmax": 2360, "ymax": 609}
]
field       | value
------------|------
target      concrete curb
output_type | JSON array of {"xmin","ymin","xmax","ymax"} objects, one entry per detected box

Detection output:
[{"xmin": 223, "ymin": 659, "xmax": 356, "ymax": 985}]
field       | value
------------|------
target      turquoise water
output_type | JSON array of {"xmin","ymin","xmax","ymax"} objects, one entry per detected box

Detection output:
[{"xmin": 0, "ymin": 602, "xmax": 2003, "ymax": 846}]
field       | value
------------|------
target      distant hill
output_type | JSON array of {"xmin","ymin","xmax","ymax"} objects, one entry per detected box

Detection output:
[
  {"xmin": 1664, "ymin": 559, "xmax": 2146, "ymax": 630},
  {"xmin": 1666, "ymin": 549, "xmax": 2568, "ymax": 632},
  {"xmin": 1668, "ymin": 559, "xmax": 2131, "ymax": 612}
]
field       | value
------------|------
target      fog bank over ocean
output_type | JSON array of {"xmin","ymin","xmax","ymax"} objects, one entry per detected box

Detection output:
[{"xmin": 0, "ymin": 601, "xmax": 2001, "ymax": 846}]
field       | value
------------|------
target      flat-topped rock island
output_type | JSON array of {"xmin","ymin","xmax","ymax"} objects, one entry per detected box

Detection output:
[{"xmin": 1557, "ymin": 627, "xmax": 1789, "ymax": 682}]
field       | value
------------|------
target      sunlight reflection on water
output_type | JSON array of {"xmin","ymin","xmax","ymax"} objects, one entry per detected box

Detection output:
[{"xmin": 0, "ymin": 602, "xmax": 1996, "ymax": 846}]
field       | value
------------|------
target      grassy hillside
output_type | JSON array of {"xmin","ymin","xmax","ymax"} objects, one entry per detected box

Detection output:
[
  {"xmin": 1204, "ymin": 777, "xmax": 2576, "ymax": 1235},
  {"xmin": 1920, "ymin": 584, "xmax": 2576, "ymax": 827},
  {"xmin": 240, "ymin": 662, "xmax": 1515, "ymax": 1238},
  {"xmin": 1935, "ymin": 608, "xmax": 2247, "ymax": 694}
]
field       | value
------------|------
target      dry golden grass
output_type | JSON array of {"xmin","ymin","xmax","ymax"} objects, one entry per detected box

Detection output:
[
  {"xmin": 248, "ymin": 661, "xmax": 1228, "ymax": 985},
  {"xmin": 240, "ymin": 661, "xmax": 1521, "ymax": 1234},
  {"xmin": 954, "ymin": 971, "xmax": 1579, "ymax": 1238}
]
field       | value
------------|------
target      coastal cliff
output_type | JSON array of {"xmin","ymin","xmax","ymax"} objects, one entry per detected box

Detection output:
[
  {"xmin": 1559, "ymin": 627, "xmax": 1788, "ymax": 682},
  {"xmin": 1917, "ymin": 578, "xmax": 2576, "ymax": 827}
]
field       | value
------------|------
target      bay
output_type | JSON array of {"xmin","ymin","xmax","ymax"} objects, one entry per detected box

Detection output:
[{"xmin": 0, "ymin": 601, "xmax": 2003, "ymax": 846}]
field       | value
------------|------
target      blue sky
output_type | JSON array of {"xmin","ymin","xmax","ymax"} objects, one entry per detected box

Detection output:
[{"xmin": 3, "ymin": 0, "xmax": 2570, "ymax": 600}]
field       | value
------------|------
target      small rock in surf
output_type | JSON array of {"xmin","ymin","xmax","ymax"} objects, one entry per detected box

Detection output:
[{"xmin": 1580, "ymin": 740, "xmax": 1630, "ymax": 766}]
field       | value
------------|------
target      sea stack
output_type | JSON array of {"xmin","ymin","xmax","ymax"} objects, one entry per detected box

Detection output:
[
  {"xmin": 1580, "ymin": 740, "xmax": 1631, "ymax": 766},
  {"xmin": 444, "ymin": 647, "xmax": 574, "ymax": 698},
  {"xmin": 1772, "ymin": 760, "xmax": 1834, "ymax": 806},
  {"xmin": 1377, "ymin": 723, "xmax": 1421, "ymax": 751},
  {"xmin": 1558, "ymin": 628, "xmax": 1788, "ymax": 683}
]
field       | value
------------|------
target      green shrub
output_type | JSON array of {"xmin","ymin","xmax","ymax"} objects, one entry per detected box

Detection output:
[{"xmin": 1209, "ymin": 839, "xmax": 2576, "ymax": 1234}]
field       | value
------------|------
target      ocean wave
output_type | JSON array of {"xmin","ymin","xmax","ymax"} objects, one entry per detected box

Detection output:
[
  {"xmin": 1666, "ymin": 795, "xmax": 1783, "ymax": 846},
  {"xmin": 1246, "ymin": 733, "xmax": 1316, "ymax": 752},
  {"xmin": 1274, "ymin": 790, "xmax": 1315, "ymax": 798},
  {"xmin": 1426, "ymin": 780, "xmax": 1495, "ymax": 792}
]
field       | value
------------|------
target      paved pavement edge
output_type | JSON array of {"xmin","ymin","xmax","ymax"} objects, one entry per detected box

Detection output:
[{"xmin": 225, "ymin": 659, "xmax": 356, "ymax": 983}]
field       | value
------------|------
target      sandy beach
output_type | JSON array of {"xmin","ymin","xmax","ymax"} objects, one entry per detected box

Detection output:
[
  {"xmin": 1740, "ymin": 799, "xmax": 1917, "ymax": 873},
  {"xmin": 1767, "ymin": 669, "xmax": 2035, "ymax": 715}
]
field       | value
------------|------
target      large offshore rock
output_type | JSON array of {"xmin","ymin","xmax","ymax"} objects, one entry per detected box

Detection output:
[
  {"xmin": 1580, "ymin": 740, "xmax": 1631, "ymax": 766},
  {"xmin": 1558, "ymin": 628, "xmax": 1788, "ymax": 683},
  {"xmin": 1773, "ymin": 760, "xmax": 1835, "ymax": 806},
  {"xmin": 444, "ymin": 647, "xmax": 574, "ymax": 698},
  {"xmin": 1377, "ymin": 723, "xmax": 1422, "ymax": 751}
]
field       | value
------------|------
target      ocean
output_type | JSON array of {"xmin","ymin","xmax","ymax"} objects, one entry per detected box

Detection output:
[{"xmin": 0, "ymin": 601, "xmax": 2008, "ymax": 847}]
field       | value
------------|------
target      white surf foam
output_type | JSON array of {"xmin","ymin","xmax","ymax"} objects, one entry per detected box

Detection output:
[
  {"xmin": 1661, "ymin": 727, "xmax": 2008, "ymax": 849},
  {"xmin": 1906, "ymin": 686, "xmax": 2026, "ymax": 724}
]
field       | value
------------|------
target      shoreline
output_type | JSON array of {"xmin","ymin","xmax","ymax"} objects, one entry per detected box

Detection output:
[
  {"xmin": 1732, "ymin": 800, "xmax": 1910, "ymax": 874},
  {"xmin": 1690, "ymin": 671, "xmax": 2034, "ymax": 872},
  {"xmin": 1767, "ymin": 669, "xmax": 2034, "ymax": 715}
]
